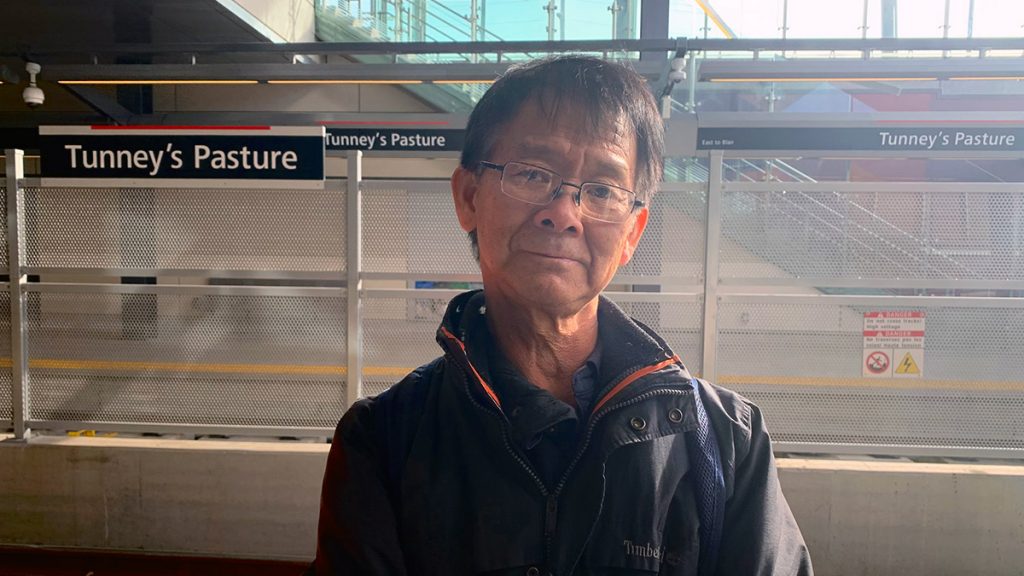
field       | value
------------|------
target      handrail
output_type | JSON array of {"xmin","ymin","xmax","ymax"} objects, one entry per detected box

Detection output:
[{"xmin": 734, "ymin": 158, "xmax": 980, "ymax": 279}]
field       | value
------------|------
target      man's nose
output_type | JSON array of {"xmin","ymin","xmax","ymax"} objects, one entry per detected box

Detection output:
[{"xmin": 532, "ymin": 183, "xmax": 583, "ymax": 234}]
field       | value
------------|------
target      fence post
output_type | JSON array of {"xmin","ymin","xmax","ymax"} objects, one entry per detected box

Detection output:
[
  {"xmin": 701, "ymin": 150, "xmax": 723, "ymax": 382},
  {"xmin": 346, "ymin": 151, "xmax": 363, "ymax": 410},
  {"xmin": 6, "ymin": 149, "xmax": 30, "ymax": 439}
]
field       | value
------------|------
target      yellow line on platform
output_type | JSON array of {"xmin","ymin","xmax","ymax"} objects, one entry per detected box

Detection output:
[
  {"xmin": 0, "ymin": 357, "xmax": 1021, "ymax": 391},
  {"xmin": 2, "ymin": 357, "xmax": 417, "ymax": 378},
  {"xmin": 30, "ymin": 358, "xmax": 348, "ymax": 376},
  {"xmin": 717, "ymin": 374, "xmax": 1024, "ymax": 392}
]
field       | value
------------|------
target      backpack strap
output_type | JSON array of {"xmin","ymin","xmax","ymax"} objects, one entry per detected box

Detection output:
[
  {"xmin": 687, "ymin": 378, "xmax": 726, "ymax": 576},
  {"xmin": 371, "ymin": 358, "xmax": 440, "ymax": 495}
]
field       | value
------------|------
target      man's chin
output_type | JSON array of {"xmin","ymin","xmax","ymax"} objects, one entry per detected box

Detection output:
[{"xmin": 509, "ymin": 278, "xmax": 599, "ymax": 313}]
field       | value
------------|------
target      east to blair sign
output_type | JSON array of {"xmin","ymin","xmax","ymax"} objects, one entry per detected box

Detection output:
[{"xmin": 40, "ymin": 126, "xmax": 325, "ymax": 188}]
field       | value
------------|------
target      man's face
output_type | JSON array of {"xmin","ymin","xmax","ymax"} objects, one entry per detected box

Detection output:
[{"xmin": 451, "ymin": 98, "xmax": 649, "ymax": 316}]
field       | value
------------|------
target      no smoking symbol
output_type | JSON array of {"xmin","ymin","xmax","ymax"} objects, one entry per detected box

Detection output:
[{"xmin": 866, "ymin": 351, "xmax": 890, "ymax": 374}]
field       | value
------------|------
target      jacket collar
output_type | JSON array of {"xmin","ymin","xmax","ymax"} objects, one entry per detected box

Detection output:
[{"xmin": 436, "ymin": 290, "xmax": 694, "ymax": 413}]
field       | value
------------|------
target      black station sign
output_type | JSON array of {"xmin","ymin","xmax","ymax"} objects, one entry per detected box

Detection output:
[
  {"xmin": 325, "ymin": 128, "xmax": 464, "ymax": 152},
  {"xmin": 697, "ymin": 126, "xmax": 1024, "ymax": 152},
  {"xmin": 39, "ymin": 126, "xmax": 325, "ymax": 188}
]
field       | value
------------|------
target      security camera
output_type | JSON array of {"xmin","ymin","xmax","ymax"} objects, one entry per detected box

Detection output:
[
  {"xmin": 23, "ymin": 62, "xmax": 44, "ymax": 108},
  {"xmin": 668, "ymin": 69, "xmax": 687, "ymax": 83}
]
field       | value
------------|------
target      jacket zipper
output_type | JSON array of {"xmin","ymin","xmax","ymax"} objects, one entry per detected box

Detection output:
[
  {"xmin": 447, "ymin": 353, "xmax": 550, "ymax": 498},
  {"xmin": 443, "ymin": 339, "xmax": 690, "ymax": 573},
  {"xmin": 546, "ymin": 387, "xmax": 693, "ymax": 570}
]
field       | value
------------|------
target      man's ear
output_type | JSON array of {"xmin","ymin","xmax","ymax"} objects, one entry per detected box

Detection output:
[
  {"xmin": 451, "ymin": 165, "xmax": 480, "ymax": 233},
  {"xmin": 619, "ymin": 206, "xmax": 649, "ymax": 266}
]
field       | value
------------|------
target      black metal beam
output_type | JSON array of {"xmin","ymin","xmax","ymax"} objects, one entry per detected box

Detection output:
[
  {"xmin": 7, "ymin": 37, "xmax": 1024, "ymax": 59},
  {"xmin": 62, "ymin": 85, "xmax": 135, "ymax": 124}
]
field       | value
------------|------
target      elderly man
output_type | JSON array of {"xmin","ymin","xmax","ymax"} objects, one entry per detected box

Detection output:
[{"xmin": 314, "ymin": 56, "xmax": 812, "ymax": 576}]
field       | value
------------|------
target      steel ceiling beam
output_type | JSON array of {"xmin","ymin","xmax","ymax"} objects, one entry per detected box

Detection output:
[
  {"xmin": 699, "ymin": 57, "xmax": 1024, "ymax": 82},
  {"xmin": 7, "ymin": 37, "xmax": 1024, "ymax": 59},
  {"xmin": 45, "ymin": 61, "xmax": 666, "ymax": 82}
]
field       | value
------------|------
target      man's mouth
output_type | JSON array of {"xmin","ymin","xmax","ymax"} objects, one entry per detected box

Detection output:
[{"xmin": 522, "ymin": 249, "xmax": 583, "ymax": 263}]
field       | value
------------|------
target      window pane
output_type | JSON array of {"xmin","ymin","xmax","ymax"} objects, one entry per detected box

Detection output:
[
  {"xmin": 671, "ymin": 0, "xmax": 784, "ymax": 39},
  {"xmin": 786, "ymin": 0, "xmax": 866, "ymax": 38},
  {"xmin": 972, "ymin": 0, "xmax": 1024, "ymax": 37},
  {"xmin": 896, "ymin": 0, "xmax": 947, "ymax": 38},
  {"xmin": 946, "ymin": 0, "xmax": 971, "ymax": 37}
]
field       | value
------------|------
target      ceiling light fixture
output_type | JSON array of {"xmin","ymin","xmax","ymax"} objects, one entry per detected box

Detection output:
[
  {"xmin": 707, "ymin": 76, "xmax": 938, "ymax": 83},
  {"xmin": 266, "ymin": 79, "xmax": 424, "ymax": 85},
  {"xmin": 947, "ymin": 76, "xmax": 1024, "ymax": 81},
  {"xmin": 58, "ymin": 80, "xmax": 259, "ymax": 85}
]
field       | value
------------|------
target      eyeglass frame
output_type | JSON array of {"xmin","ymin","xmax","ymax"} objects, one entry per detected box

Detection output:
[{"xmin": 478, "ymin": 160, "xmax": 646, "ymax": 223}]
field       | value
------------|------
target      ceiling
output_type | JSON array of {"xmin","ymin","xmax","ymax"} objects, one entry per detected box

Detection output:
[
  {"xmin": 0, "ymin": 0, "xmax": 273, "ymax": 58},
  {"xmin": 0, "ymin": 0, "xmax": 282, "ymax": 132}
]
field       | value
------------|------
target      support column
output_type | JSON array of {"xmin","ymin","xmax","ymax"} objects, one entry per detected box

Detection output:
[
  {"xmin": 346, "ymin": 152, "xmax": 363, "ymax": 410},
  {"xmin": 639, "ymin": 0, "xmax": 669, "ymax": 49},
  {"xmin": 701, "ymin": 151, "xmax": 723, "ymax": 382},
  {"xmin": 6, "ymin": 149, "xmax": 29, "ymax": 439}
]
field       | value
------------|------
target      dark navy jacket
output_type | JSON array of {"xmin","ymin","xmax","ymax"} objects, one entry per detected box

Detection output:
[{"xmin": 314, "ymin": 291, "xmax": 812, "ymax": 575}]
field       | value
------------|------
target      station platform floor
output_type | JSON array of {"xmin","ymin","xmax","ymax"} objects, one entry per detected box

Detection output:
[{"xmin": 0, "ymin": 546, "xmax": 308, "ymax": 576}]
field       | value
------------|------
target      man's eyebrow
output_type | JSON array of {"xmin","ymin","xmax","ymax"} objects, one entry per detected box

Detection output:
[{"xmin": 513, "ymin": 142, "xmax": 631, "ymax": 181}]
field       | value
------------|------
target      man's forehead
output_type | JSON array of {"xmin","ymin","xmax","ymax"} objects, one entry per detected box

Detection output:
[
  {"xmin": 508, "ymin": 96, "xmax": 633, "ymax": 140},
  {"xmin": 499, "ymin": 97, "xmax": 636, "ymax": 166}
]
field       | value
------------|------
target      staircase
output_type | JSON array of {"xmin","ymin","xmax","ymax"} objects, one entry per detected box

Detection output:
[
  {"xmin": 664, "ymin": 157, "xmax": 982, "ymax": 286},
  {"xmin": 315, "ymin": 0, "xmax": 513, "ymax": 111}
]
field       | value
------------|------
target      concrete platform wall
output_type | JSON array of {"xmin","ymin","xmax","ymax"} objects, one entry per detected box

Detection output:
[{"xmin": 1, "ymin": 436, "xmax": 1022, "ymax": 575}]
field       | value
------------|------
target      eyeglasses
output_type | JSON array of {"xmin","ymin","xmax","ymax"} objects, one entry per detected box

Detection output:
[{"xmin": 479, "ymin": 160, "xmax": 644, "ymax": 223}]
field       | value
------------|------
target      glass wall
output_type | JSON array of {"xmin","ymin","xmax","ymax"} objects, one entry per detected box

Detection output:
[
  {"xmin": 316, "ymin": 0, "xmax": 640, "ymax": 43},
  {"xmin": 670, "ymin": 0, "xmax": 1024, "ymax": 39}
]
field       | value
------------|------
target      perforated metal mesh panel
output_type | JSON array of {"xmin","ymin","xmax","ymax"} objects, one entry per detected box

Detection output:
[
  {"xmin": 26, "ymin": 289, "xmax": 346, "ymax": 428},
  {"xmin": 730, "ymin": 387, "xmax": 1024, "ymax": 449},
  {"xmin": 0, "ymin": 289, "xmax": 11, "ymax": 424},
  {"xmin": 24, "ymin": 187, "xmax": 345, "ymax": 272},
  {"xmin": 362, "ymin": 295, "xmax": 448, "ymax": 397},
  {"xmin": 362, "ymin": 184, "xmax": 479, "ymax": 275},
  {"xmin": 718, "ymin": 300, "xmax": 1024, "ymax": 450},
  {"xmin": 618, "ymin": 188, "xmax": 706, "ymax": 281},
  {"xmin": 720, "ymin": 189, "xmax": 1024, "ymax": 280},
  {"xmin": 361, "ymin": 294, "xmax": 703, "ymax": 398},
  {"xmin": 606, "ymin": 295, "xmax": 704, "ymax": 376},
  {"xmin": 0, "ymin": 186, "xmax": 8, "ymax": 272}
]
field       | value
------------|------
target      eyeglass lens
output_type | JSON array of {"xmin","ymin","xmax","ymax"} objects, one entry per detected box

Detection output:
[{"xmin": 500, "ymin": 162, "xmax": 635, "ymax": 222}]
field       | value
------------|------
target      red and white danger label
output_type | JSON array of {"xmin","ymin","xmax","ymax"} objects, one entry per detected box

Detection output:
[{"xmin": 863, "ymin": 311, "xmax": 925, "ymax": 378}]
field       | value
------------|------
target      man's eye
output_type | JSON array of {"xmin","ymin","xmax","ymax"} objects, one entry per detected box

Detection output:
[
  {"xmin": 587, "ymin": 185, "xmax": 614, "ymax": 200},
  {"xmin": 510, "ymin": 167, "xmax": 551, "ymax": 185}
]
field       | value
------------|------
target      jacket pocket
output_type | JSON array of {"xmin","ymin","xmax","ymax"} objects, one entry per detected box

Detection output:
[{"xmin": 577, "ymin": 437, "xmax": 699, "ymax": 576}]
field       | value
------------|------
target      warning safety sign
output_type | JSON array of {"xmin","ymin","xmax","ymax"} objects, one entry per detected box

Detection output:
[
  {"xmin": 863, "ymin": 311, "xmax": 925, "ymax": 378},
  {"xmin": 894, "ymin": 349, "xmax": 924, "ymax": 378}
]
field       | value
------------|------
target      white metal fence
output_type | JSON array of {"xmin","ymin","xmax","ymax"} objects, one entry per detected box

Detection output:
[{"xmin": 3, "ymin": 150, "xmax": 1022, "ymax": 457}]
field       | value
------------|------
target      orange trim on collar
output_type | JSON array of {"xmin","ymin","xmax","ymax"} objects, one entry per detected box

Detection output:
[
  {"xmin": 440, "ymin": 326, "xmax": 502, "ymax": 410},
  {"xmin": 591, "ymin": 355, "xmax": 681, "ymax": 414}
]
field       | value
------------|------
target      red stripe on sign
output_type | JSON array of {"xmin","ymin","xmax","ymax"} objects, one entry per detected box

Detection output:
[
  {"xmin": 317, "ymin": 120, "xmax": 450, "ymax": 126},
  {"xmin": 863, "ymin": 330, "xmax": 926, "ymax": 337},
  {"xmin": 863, "ymin": 311, "xmax": 925, "ymax": 318},
  {"xmin": 90, "ymin": 125, "xmax": 272, "ymax": 130}
]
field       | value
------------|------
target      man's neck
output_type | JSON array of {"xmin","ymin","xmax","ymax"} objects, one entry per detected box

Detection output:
[{"xmin": 483, "ymin": 290, "xmax": 599, "ymax": 405}]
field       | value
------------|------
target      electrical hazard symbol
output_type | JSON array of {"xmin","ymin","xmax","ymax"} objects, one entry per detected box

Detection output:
[
  {"xmin": 895, "ymin": 352, "xmax": 919, "ymax": 374},
  {"xmin": 893, "ymin": 350, "xmax": 924, "ymax": 378}
]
